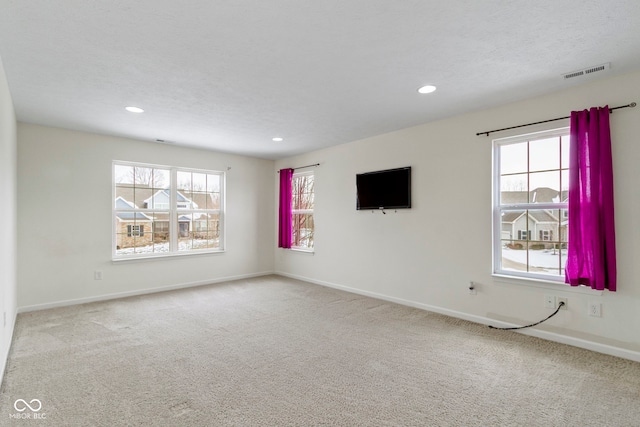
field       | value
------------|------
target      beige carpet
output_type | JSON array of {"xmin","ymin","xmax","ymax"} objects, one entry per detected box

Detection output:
[{"xmin": 1, "ymin": 275, "xmax": 639, "ymax": 426}]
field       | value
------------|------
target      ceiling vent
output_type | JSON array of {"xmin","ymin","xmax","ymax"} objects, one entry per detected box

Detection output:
[{"xmin": 563, "ymin": 63, "xmax": 610, "ymax": 80}]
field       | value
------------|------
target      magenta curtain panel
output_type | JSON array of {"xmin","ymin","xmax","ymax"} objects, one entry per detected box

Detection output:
[
  {"xmin": 278, "ymin": 168, "xmax": 294, "ymax": 248},
  {"xmin": 565, "ymin": 106, "xmax": 617, "ymax": 291}
]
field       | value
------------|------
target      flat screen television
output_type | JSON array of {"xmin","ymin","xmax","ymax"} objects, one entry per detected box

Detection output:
[{"xmin": 356, "ymin": 167, "xmax": 411, "ymax": 210}]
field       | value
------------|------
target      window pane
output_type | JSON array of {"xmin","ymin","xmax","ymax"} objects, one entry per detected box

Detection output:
[
  {"xmin": 500, "ymin": 208, "xmax": 567, "ymax": 275},
  {"xmin": 529, "ymin": 137, "xmax": 559, "ymax": 172},
  {"xmin": 293, "ymin": 174, "xmax": 314, "ymax": 210},
  {"xmin": 561, "ymin": 170, "xmax": 569, "ymax": 195},
  {"xmin": 177, "ymin": 213, "xmax": 220, "ymax": 251},
  {"xmin": 133, "ymin": 167, "xmax": 154, "ymax": 187},
  {"xmin": 116, "ymin": 220, "xmax": 153, "ymax": 255},
  {"xmin": 500, "ymin": 240, "xmax": 529, "ymax": 273},
  {"xmin": 152, "ymin": 218, "xmax": 170, "ymax": 244},
  {"xmin": 194, "ymin": 193, "xmax": 204, "ymax": 210},
  {"xmin": 500, "ymin": 142, "xmax": 527, "ymax": 175},
  {"xmin": 154, "ymin": 169, "xmax": 170, "ymax": 189},
  {"xmin": 176, "ymin": 191, "xmax": 194, "ymax": 210},
  {"xmin": 561, "ymin": 135, "xmax": 570, "ymax": 169},
  {"xmin": 500, "ymin": 210, "xmax": 524, "ymax": 242},
  {"xmin": 559, "ymin": 247, "xmax": 567, "ymax": 277},
  {"xmin": 526, "ymin": 208, "xmax": 566, "ymax": 276},
  {"xmin": 145, "ymin": 189, "xmax": 170, "ymax": 210},
  {"xmin": 560, "ymin": 209, "xmax": 568, "ymax": 244},
  {"xmin": 528, "ymin": 243, "xmax": 564, "ymax": 277},
  {"xmin": 292, "ymin": 213, "xmax": 314, "ymax": 249},
  {"xmin": 500, "ymin": 174, "xmax": 528, "ymax": 203},
  {"xmin": 134, "ymin": 187, "xmax": 153, "ymax": 208},
  {"xmin": 207, "ymin": 192, "xmax": 221, "ymax": 210},
  {"xmin": 192, "ymin": 172, "xmax": 206, "ymax": 191},
  {"xmin": 530, "ymin": 171, "xmax": 560, "ymax": 198},
  {"xmin": 115, "ymin": 165, "xmax": 134, "ymax": 185},
  {"xmin": 177, "ymin": 171, "xmax": 191, "ymax": 191},
  {"xmin": 115, "ymin": 187, "xmax": 134, "ymax": 208},
  {"xmin": 207, "ymin": 174, "xmax": 220, "ymax": 193}
]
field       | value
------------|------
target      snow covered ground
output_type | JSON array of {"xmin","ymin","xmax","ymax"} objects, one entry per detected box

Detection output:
[
  {"xmin": 116, "ymin": 239, "xmax": 219, "ymax": 256},
  {"xmin": 502, "ymin": 246, "xmax": 566, "ymax": 274}
]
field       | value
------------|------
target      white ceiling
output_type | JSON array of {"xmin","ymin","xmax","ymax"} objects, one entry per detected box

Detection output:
[{"xmin": 1, "ymin": 1, "xmax": 640, "ymax": 160}]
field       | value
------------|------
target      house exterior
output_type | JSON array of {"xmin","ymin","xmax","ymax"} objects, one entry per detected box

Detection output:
[
  {"xmin": 114, "ymin": 188, "xmax": 220, "ymax": 251},
  {"xmin": 500, "ymin": 187, "xmax": 568, "ymax": 249},
  {"xmin": 114, "ymin": 197, "xmax": 153, "ymax": 249}
]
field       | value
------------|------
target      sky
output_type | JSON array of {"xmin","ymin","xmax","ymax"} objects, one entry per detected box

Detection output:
[{"xmin": 499, "ymin": 134, "xmax": 569, "ymax": 193}]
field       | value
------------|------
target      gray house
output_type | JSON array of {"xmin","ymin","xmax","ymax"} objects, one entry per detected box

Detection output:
[
  {"xmin": 115, "ymin": 188, "xmax": 220, "ymax": 251},
  {"xmin": 500, "ymin": 187, "xmax": 568, "ymax": 248}
]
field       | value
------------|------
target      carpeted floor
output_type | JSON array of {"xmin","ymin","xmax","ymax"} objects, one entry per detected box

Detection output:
[{"xmin": 1, "ymin": 275, "xmax": 639, "ymax": 426}]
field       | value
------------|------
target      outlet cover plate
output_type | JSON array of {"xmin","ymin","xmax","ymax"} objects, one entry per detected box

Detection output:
[{"xmin": 588, "ymin": 302, "xmax": 602, "ymax": 317}]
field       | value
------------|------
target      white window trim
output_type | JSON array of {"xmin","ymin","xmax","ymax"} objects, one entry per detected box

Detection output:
[
  {"xmin": 492, "ymin": 127, "xmax": 568, "ymax": 283},
  {"xmin": 291, "ymin": 170, "xmax": 314, "ymax": 252},
  {"xmin": 112, "ymin": 161, "xmax": 226, "ymax": 260}
]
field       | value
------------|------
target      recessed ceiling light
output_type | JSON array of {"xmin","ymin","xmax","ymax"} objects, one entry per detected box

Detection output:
[
  {"xmin": 417, "ymin": 85, "xmax": 437, "ymax": 94},
  {"xmin": 272, "ymin": 137, "xmax": 284, "ymax": 142},
  {"xmin": 125, "ymin": 106, "xmax": 144, "ymax": 113}
]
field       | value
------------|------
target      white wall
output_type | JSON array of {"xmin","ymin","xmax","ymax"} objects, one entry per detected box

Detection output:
[
  {"xmin": 275, "ymin": 71, "xmax": 640, "ymax": 359},
  {"xmin": 17, "ymin": 124, "xmax": 275, "ymax": 309},
  {"xmin": 0, "ymin": 56, "xmax": 18, "ymax": 386}
]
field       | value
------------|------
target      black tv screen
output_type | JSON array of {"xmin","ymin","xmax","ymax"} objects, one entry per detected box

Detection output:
[{"xmin": 356, "ymin": 167, "xmax": 411, "ymax": 210}]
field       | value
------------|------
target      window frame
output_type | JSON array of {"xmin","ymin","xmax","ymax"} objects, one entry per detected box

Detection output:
[
  {"xmin": 291, "ymin": 170, "xmax": 315, "ymax": 252},
  {"xmin": 113, "ymin": 161, "xmax": 225, "ymax": 260},
  {"xmin": 492, "ymin": 127, "xmax": 569, "ymax": 282}
]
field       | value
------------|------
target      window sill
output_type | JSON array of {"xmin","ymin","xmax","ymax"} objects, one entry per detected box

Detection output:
[
  {"xmin": 492, "ymin": 273, "xmax": 603, "ymax": 295},
  {"xmin": 113, "ymin": 249, "xmax": 225, "ymax": 263},
  {"xmin": 285, "ymin": 247, "xmax": 315, "ymax": 255}
]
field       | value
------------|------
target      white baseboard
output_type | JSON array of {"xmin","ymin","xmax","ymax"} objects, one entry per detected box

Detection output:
[
  {"xmin": 17, "ymin": 271, "xmax": 275, "ymax": 313},
  {"xmin": 276, "ymin": 271, "xmax": 640, "ymax": 363}
]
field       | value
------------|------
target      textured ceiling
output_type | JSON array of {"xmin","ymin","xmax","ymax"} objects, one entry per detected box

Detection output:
[{"xmin": 1, "ymin": 1, "xmax": 640, "ymax": 159}]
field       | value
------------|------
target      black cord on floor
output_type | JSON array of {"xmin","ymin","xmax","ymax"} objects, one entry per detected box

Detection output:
[{"xmin": 488, "ymin": 301, "xmax": 565, "ymax": 330}]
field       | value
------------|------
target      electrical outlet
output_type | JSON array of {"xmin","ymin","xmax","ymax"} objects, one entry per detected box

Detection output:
[
  {"xmin": 468, "ymin": 281, "xmax": 478, "ymax": 295},
  {"xmin": 557, "ymin": 297, "xmax": 568, "ymax": 310},
  {"xmin": 588, "ymin": 302, "xmax": 602, "ymax": 317},
  {"xmin": 94, "ymin": 271, "xmax": 103, "ymax": 280},
  {"xmin": 544, "ymin": 294, "xmax": 555, "ymax": 309}
]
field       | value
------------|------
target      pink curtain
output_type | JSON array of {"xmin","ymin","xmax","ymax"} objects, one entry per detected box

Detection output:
[
  {"xmin": 565, "ymin": 106, "xmax": 617, "ymax": 291},
  {"xmin": 278, "ymin": 168, "xmax": 294, "ymax": 248}
]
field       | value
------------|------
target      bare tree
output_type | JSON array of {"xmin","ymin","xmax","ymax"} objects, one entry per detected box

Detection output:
[
  {"xmin": 292, "ymin": 175, "xmax": 314, "ymax": 248},
  {"xmin": 131, "ymin": 167, "xmax": 166, "ymax": 188}
]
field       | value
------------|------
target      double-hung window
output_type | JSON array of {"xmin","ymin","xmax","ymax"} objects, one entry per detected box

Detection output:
[
  {"xmin": 113, "ymin": 162, "xmax": 224, "ymax": 259},
  {"xmin": 493, "ymin": 128, "xmax": 569, "ymax": 281},
  {"xmin": 291, "ymin": 171, "xmax": 314, "ymax": 250}
]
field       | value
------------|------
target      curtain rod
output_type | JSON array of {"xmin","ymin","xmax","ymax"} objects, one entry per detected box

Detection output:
[
  {"xmin": 476, "ymin": 102, "xmax": 637, "ymax": 137},
  {"xmin": 277, "ymin": 163, "xmax": 320, "ymax": 173}
]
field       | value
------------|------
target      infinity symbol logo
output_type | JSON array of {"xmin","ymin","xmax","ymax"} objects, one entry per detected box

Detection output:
[{"xmin": 14, "ymin": 399, "xmax": 42, "ymax": 412}]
